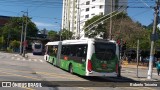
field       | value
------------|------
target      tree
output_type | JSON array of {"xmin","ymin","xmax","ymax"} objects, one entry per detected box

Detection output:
[
  {"xmin": 47, "ymin": 30, "xmax": 59, "ymax": 41},
  {"xmin": 61, "ymin": 29, "xmax": 73, "ymax": 40},
  {"xmin": 84, "ymin": 15, "xmax": 108, "ymax": 38},
  {"xmin": 0, "ymin": 36, "xmax": 4, "ymax": 49},
  {"xmin": 10, "ymin": 40, "xmax": 20, "ymax": 49},
  {"xmin": 83, "ymin": 12, "xmax": 151, "ymax": 49},
  {"xmin": 1, "ymin": 17, "xmax": 38, "ymax": 49}
]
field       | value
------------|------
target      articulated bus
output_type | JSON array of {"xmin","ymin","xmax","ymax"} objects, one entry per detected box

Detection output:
[{"xmin": 44, "ymin": 38, "xmax": 121, "ymax": 77}]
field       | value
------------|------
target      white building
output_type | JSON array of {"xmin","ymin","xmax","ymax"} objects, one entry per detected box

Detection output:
[{"xmin": 61, "ymin": 0, "xmax": 128, "ymax": 39}]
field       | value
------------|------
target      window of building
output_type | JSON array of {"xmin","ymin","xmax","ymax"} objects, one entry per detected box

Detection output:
[
  {"xmin": 86, "ymin": 1, "xmax": 90, "ymax": 5},
  {"xmin": 92, "ymin": 0, "xmax": 96, "ymax": 2},
  {"xmin": 86, "ymin": 8, "xmax": 89, "ymax": 12},
  {"xmin": 85, "ymin": 14, "xmax": 89, "ymax": 18},
  {"xmin": 91, "ymin": 13, "xmax": 95, "ymax": 16},
  {"xmin": 99, "ymin": 5, "xmax": 103, "ymax": 9},
  {"xmin": 99, "ymin": 12, "xmax": 103, "ymax": 15},
  {"xmin": 92, "ymin": 6, "xmax": 95, "ymax": 8}
]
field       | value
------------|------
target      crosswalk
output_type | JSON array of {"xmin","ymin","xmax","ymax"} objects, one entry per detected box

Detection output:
[{"xmin": 10, "ymin": 55, "xmax": 45, "ymax": 63}]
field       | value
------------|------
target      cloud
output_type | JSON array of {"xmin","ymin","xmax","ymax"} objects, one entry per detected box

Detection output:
[{"xmin": 34, "ymin": 21, "xmax": 55, "ymax": 27}]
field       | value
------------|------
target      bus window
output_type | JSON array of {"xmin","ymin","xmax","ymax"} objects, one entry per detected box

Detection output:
[
  {"xmin": 76, "ymin": 45, "xmax": 87, "ymax": 59},
  {"xmin": 95, "ymin": 42, "xmax": 116, "ymax": 61},
  {"xmin": 53, "ymin": 46, "xmax": 58, "ymax": 55},
  {"xmin": 61, "ymin": 45, "xmax": 70, "ymax": 56},
  {"xmin": 35, "ymin": 44, "xmax": 41, "ymax": 49}
]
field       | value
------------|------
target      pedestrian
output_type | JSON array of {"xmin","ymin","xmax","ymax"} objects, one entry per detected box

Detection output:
[
  {"xmin": 128, "ymin": 56, "xmax": 131, "ymax": 63},
  {"xmin": 156, "ymin": 59, "xmax": 160, "ymax": 76},
  {"xmin": 141, "ymin": 56, "xmax": 144, "ymax": 65}
]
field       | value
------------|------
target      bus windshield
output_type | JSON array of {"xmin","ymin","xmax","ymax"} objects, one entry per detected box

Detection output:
[
  {"xmin": 95, "ymin": 42, "xmax": 116, "ymax": 61},
  {"xmin": 35, "ymin": 44, "xmax": 42, "ymax": 49}
]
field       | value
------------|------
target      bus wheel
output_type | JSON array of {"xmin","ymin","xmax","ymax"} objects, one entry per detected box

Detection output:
[
  {"xmin": 52, "ymin": 59, "xmax": 54, "ymax": 66},
  {"xmin": 117, "ymin": 66, "xmax": 121, "ymax": 77},
  {"xmin": 69, "ymin": 64, "xmax": 73, "ymax": 74}
]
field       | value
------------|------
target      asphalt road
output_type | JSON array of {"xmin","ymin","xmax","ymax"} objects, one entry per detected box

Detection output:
[{"xmin": 0, "ymin": 52, "xmax": 159, "ymax": 90}]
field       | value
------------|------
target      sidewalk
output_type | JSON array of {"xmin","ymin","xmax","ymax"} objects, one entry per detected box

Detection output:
[
  {"xmin": 121, "ymin": 63, "xmax": 159, "ymax": 81},
  {"xmin": 121, "ymin": 62, "xmax": 156, "ymax": 70}
]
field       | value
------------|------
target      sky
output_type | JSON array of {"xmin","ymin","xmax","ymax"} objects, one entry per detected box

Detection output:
[{"xmin": 0, "ymin": 0, "xmax": 157, "ymax": 32}]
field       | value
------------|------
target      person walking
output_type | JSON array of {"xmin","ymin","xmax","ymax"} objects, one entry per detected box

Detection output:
[{"xmin": 156, "ymin": 59, "xmax": 160, "ymax": 76}]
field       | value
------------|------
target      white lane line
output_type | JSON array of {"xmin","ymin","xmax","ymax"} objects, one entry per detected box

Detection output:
[
  {"xmin": 34, "ymin": 59, "xmax": 37, "ymax": 62},
  {"xmin": 22, "ymin": 58, "xmax": 26, "ymax": 61},
  {"xmin": 39, "ymin": 59, "xmax": 44, "ymax": 63},
  {"xmin": 153, "ymin": 73, "xmax": 158, "ymax": 75},
  {"xmin": 16, "ymin": 58, "xmax": 20, "ymax": 60},
  {"xmin": 125, "ymin": 70, "xmax": 134, "ymax": 72},
  {"xmin": 28, "ymin": 59, "xmax": 32, "ymax": 61},
  {"xmin": 14, "ymin": 55, "xmax": 18, "ymax": 57},
  {"xmin": 11, "ymin": 57, "xmax": 15, "ymax": 59}
]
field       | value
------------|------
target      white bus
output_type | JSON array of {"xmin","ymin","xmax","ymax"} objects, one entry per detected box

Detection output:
[
  {"xmin": 44, "ymin": 38, "xmax": 121, "ymax": 77},
  {"xmin": 32, "ymin": 42, "xmax": 43, "ymax": 55}
]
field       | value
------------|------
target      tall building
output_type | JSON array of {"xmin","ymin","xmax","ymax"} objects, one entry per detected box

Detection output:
[{"xmin": 61, "ymin": 0, "xmax": 128, "ymax": 38}]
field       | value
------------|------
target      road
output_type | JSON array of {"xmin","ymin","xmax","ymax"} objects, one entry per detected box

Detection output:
[{"xmin": 0, "ymin": 52, "xmax": 159, "ymax": 90}]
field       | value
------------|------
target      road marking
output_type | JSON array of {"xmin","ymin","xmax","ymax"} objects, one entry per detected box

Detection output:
[
  {"xmin": 125, "ymin": 70, "xmax": 134, "ymax": 72},
  {"xmin": 11, "ymin": 57, "xmax": 15, "ymax": 59},
  {"xmin": 0, "ymin": 67, "xmax": 84, "ymax": 81},
  {"xmin": 153, "ymin": 73, "xmax": 158, "ymax": 75},
  {"xmin": 28, "ymin": 59, "xmax": 32, "ymax": 61},
  {"xmin": 0, "ymin": 68, "xmax": 77, "ymax": 78},
  {"xmin": 34, "ymin": 59, "xmax": 37, "ymax": 62},
  {"xmin": 0, "ymin": 70, "xmax": 42, "ymax": 80},
  {"xmin": 21, "ymin": 87, "xmax": 35, "ymax": 90},
  {"xmin": 23, "ymin": 58, "xmax": 26, "ymax": 61},
  {"xmin": 40, "ymin": 59, "xmax": 44, "ymax": 63},
  {"xmin": 38, "ymin": 72, "xmax": 84, "ymax": 81},
  {"xmin": 78, "ymin": 87, "xmax": 94, "ymax": 90},
  {"xmin": 17, "ymin": 58, "xmax": 20, "ymax": 60}
]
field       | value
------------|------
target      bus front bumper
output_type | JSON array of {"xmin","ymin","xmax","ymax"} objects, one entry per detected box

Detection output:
[{"xmin": 87, "ymin": 71, "xmax": 117, "ymax": 77}]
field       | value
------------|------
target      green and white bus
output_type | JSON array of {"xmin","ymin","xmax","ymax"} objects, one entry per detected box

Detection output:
[{"xmin": 44, "ymin": 38, "xmax": 121, "ymax": 77}]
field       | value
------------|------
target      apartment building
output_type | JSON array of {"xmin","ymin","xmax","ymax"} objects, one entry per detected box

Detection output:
[{"xmin": 61, "ymin": 0, "xmax": 127, "ymax": 38}]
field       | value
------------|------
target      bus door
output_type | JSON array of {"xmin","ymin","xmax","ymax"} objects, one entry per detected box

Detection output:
[{"xmin": 44, "ymin": 46, "xmax": 49, "ymax": 61}]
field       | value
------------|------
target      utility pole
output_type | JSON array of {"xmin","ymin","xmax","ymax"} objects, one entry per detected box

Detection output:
[
  {"xmin": 22, "ymin": 10, "xmax": 28, "ymax": 57},
  {"xmin": 109, "ymin": 0, "xmax": 113, "ymax": 40},
  {"xmin": 137, "ymin": 39, "xmax": 139, "ymax": 78},
  {"xmin": 20, "ymin": 15, "xmax": 24, "ymax": 55},
  {"xmin": 60, "ymin": 24, "xmax": 62, "ymax": 41},
  {"xmin": 147, "ymin": 0, "xmax": 159, "ymax": 79},
  {"xmin": 77, "ymin": 0, "xmax": 80, "ymax": 39}
]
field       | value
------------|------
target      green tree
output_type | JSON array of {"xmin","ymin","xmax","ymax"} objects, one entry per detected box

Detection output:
[
  {"xmin": 0, "ymin": 36, "xmax": 4, "ymax": 49},
  {"xmin": 1, "ymin": 17, "xmax": 38, "ymax": 48},
  {"xmin": 61, "ymin": 29, "xmax": 73, "ymax": 40},
  {"xmin": 10, "ymin": 40, "xmax": 20, "ymax": 49},
  {"xmin": 48, "ymin": 30, "xmax": 59, "ymax": 41},
  {"xmin": 84, "ymin": 15, "xmax": 108, "ymax": 38},
  {"xmin": 83, "ymin": 12, "xmax": 151, "ymax": 50}
]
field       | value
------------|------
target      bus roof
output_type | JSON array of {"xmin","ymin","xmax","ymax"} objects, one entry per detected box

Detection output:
[
  {"xmin": 45, "ymin": 38, "xmax": 116, "ymax": 46},
  {"xmin": 62, "ymin": 38, "xmax": 116, "ymax": 45},
  {"xmin": 46, "ymin": 41, "xmax": 60, "ymax": 46}
]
